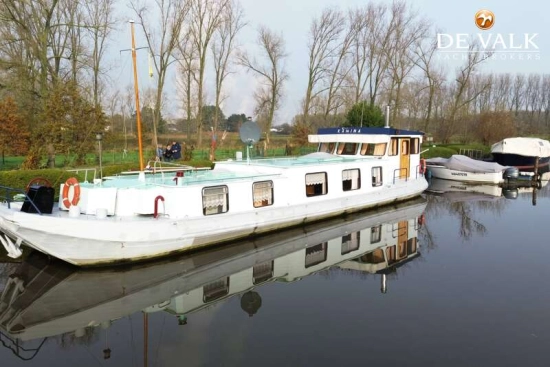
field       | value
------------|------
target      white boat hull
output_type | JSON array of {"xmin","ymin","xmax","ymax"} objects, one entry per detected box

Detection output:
[
  {"xmin": 427, "ymin": 165, "xmax": 503, "ymax": 184},
  {"xmin": 0, "ymin": 179, "xmax": 427, "ymax": 266}
]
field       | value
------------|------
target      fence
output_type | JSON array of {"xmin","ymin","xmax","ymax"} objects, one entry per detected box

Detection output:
[{"xmin": 458, "ymin": 149, "xmax": 484, "ymax": 160}]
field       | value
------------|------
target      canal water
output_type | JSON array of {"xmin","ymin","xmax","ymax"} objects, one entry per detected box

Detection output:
[{"xmin": 1, "ymin": 178, "xmax": 550, "ymax": 367}]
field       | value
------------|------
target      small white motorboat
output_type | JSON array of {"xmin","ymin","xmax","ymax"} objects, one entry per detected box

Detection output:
[{"xmin": 426, "ymin": 155, "xmax": 510, "ymax": 184}]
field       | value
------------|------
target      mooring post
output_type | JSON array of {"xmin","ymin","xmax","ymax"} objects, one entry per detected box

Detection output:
[{"xmin": 533, "ymin": 157, "xmax": 540, "ymax": 187}]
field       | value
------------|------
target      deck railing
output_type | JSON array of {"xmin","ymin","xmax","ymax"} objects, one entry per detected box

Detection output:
[
  {"xmin": 393, "ymin": 168, "xmax": 409, "ymax": 184},
  {"xmin": 459, "ymin": 149, "xmax": 484, "ymax": 159},
  {"xmin": 66, "ymin": 168, "xmax": 97, "ymax": 183},
  {"xmin": 0, "ymin": 185, "xmax": 43, "ymax": 214}
]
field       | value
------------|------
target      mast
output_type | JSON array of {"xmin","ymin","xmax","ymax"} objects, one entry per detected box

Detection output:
[{"xmin": 130, "ymin": 20, "xmax": 145, "ymax": 171}]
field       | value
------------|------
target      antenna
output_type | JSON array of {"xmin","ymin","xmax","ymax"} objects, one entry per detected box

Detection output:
[{"xmin": 239, "ymin": 121, "xmax": 261, "ymax": 164}]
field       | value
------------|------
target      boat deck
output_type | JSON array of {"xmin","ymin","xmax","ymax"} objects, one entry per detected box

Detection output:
[{"xmin": 99, "ymin": 153, "xmax": 385, "ymax": 189}]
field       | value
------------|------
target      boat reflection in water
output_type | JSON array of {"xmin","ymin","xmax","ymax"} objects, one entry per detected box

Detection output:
[
  {"xmin": 0, "ymin": 198, "xmax": 426, "ymax": 360},
  {"xmin": 426, "ymin": 173, "xmax": 550, "ymax": 205}
]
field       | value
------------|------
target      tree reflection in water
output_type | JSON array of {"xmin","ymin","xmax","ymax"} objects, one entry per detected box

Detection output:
[{"xmin": 423, "ymin": 182, "xmax": 511, "ymax": 242}]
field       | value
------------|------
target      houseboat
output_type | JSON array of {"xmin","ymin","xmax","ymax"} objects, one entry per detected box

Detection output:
[
  {"xmin": 0, "ymin": 125, "xmax": 427, "ymax": 267},
  {"xmin": 0, "ymin": 199, "xmax": 425, "ymax": 347}
]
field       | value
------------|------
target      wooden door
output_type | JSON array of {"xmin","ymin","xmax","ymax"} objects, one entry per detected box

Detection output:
[
  {"xmin": 399, "ymin": 139, "xmax": 410, "ymax": 179},
  {"xmin": 397, "ymin": 220, "xmax": 408, "ymax": 259}
]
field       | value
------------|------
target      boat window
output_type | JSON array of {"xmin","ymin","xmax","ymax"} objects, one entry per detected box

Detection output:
[
  {"xmin": 306, "ymin": 172, "xmax": 328, "ymax": 197},
  {"xmin": 411, "ymin": 138, "xmax": 420, "ymax": 154},
  {"xmin": 360, "ymin": 143, "xmax": 387, "ymax": 156},
  {"xmin": 203, "ymin": 277, "xmax": 230, "ymax": 302},
  {"xmin": 305, "ymin": 242, "xmax": 328, "ymax": 268},
  {"xmin": 386, "ymin": 246, "xmax": 397, "ymax": 265},
  {"xmin": 319, "ymin": 142, "xmax": 335, "ymax": 153},
  {"xmin": 341, "ymin": 231, "xmax": 360, "ymax": 255},
  {"xmin": 398, "ymin": 240, "xmax": 407, "ymax": 259},
  {"xmin": 372, "ymin": 166, "xmax": 383, "ymax": 187},
  {"xmin": 338, "ymin": 142, "xmax": 358, "ymax": 155},
  {"xmin": 401, "ymin": 140, "xmax": 409, "ymax": 155},
  {"xmin": 390, "ymin": 138, "xmax": 399, "ymax": 156},
  {"xmin": 253, "ymin": 181, "xmax": 274, "ymax": 207},
  {"xmin": 371, "ymin": 225, "xmax": 382, "ymax": 243},
  {"xmin": 361, "ymin": 249, "xmax": 385, "ymax": 264},
  {"xmin": 407, "ymin": 237, "xmax": 417, "ymax": 254},
  {"xmin": 360, "ymin": 143, "xmax": 388, "ymax": 157},
  {"xmin": 202, "ymin": 186, "xmax": 229, "ymax": 215},
  {"xmin": 253, "ymin": 261, "xmax": 274, "ymax": 284},
  {"xmin": 342, "ymin": 169, "xmax": 361, "ymax": 191}
]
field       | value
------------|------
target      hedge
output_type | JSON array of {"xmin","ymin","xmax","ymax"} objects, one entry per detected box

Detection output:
[{"xmin": 0, "ymin": 160, "xmax": 214, "ymax": 201}]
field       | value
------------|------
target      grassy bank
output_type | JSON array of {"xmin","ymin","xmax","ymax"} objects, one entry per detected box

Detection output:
[{"xmin": 421, "ymin": 143, "xmax": 490, "ymax": 159}]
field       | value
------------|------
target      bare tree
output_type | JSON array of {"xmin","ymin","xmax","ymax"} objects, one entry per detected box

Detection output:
[
  {"xmin": 323, "ymin": 10, "xmax": 357, "ymax": 123},
  {"xmin": 525, "ymin": 73, "xmax": 542, "ymax": 121},
  {"xmin": 238, "ymin": 26, "xmax": 288, "ymax": 146},
  {"xmin": 541, "ymin": 75, "xmax": 550, "ymax": 126},
  {"xmin": 176, "ymin": 28, "xmax": 199, "ymax": 139},
  {"xmin": 188, "ymin": 0, "xmax": 228, "ymax": 147},
  {"xmin": 132, "ymin": 0, "xmax": 190, "ymax": 148},
  {"xmin": 0, "ymin": 0, "xmax": 62, "ymax": 96},
  {"xmin": 210, "ymin": 0, "xmax": 245, "ymax": 157},
  {"xmin": 364, "ymin": 3, "xmax": 393, "ymax": 106},
  {"xmin": 82, "ymin": 0, "xmax": 116, "ymax": 108},
  {"xmin": 509, "ymin": 74, "xmax": 525, "ymax": 117},
  {"xmin": 385, "ymin": 2, "xmax": 428, "ymax": 124},
  {"xmin": 413, "ymin": 31, "xmax": 445, "ymax": 132},
  {"xmin": 439, "ymin": 42, "xmax": 491, "ymax": 143},
  {"xmin": 65, "ymin": 0, "xmax": 84, "ymax": 85},
  {"xmin": 491, "ymin": 73, "xmax": 511, "ymax": 111},
  {"xmin": 302, "ymin": 8, "xmax": 344, "ymax": 126}
]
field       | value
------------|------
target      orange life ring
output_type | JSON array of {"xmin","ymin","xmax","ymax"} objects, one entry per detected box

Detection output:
[
  {"xmin": 62, "ymin": 177, "xmax": 80, "ymax": 208},
  {"xmin": 420, "ymin": 158, "xmax": 427, "ymax": 174}
]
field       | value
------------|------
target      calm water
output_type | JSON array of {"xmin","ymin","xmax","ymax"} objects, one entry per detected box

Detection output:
[{"xmin": 1, "ymin": 178, "xmax": 550, "ymax": 367}]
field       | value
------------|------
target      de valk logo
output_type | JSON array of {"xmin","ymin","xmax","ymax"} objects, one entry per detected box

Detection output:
[{"xmin": 475, "ymin": 9, "xmax": 495, "ymax": 30}]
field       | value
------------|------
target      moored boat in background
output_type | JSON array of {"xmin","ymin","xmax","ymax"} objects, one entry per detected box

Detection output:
[
  {"xmin": 490, "ymin": 137, "xmax": 550, "ymax": 173},
  {"xmin": 426, "ymin": 155, "xmax": 510, "ymax": 184}
]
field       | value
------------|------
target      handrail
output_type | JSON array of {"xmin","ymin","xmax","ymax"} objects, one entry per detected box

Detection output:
[
  {"xmin": 0, "ymin": 185, "xmax": 43, "ymax": 214},
  {"xmin": 119, "ymin": 160, "xmax": 210, "ymax": 176},
  {"xmin": 393, "ymin": 168, "xmax": 409, "ymax": 184},
  {"xmin": 66, "ymin": 168, "xmax": 97, "ymax": 183},
  {"xmin": 149, "ymin": 160, "xmax": 204, "ymax": 173}
]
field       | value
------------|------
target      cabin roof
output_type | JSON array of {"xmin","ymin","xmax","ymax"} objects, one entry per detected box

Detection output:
[
  {"xmin": 216, "ymin": 152, "xmax": 382, "ymax": 168},
  {"xmin": 315, "ymin": 127, "xmax": 424, "ymax": 136}
]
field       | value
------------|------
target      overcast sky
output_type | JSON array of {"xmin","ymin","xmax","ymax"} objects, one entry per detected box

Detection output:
[{"xmin": 110, "ymin": 0, "xmax": 547, "ymax": 125}]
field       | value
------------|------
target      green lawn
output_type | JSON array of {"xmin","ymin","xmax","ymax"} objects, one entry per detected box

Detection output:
[
  {"xmin": 421, "ymin": 143, "xmax": 490, "ymax": 159},
  {"xmin": 1, "ymin": 140, "xmax": 489, "ymax": 171}
]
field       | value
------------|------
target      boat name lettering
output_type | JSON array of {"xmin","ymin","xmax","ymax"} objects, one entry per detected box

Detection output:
[
  {"xmin": 451, "ymin": 172, "xmax": 467, "ymax": 176},
  {"xmin": 337, "ymin": 128, "xmax": 363, "ymax": 134}
]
